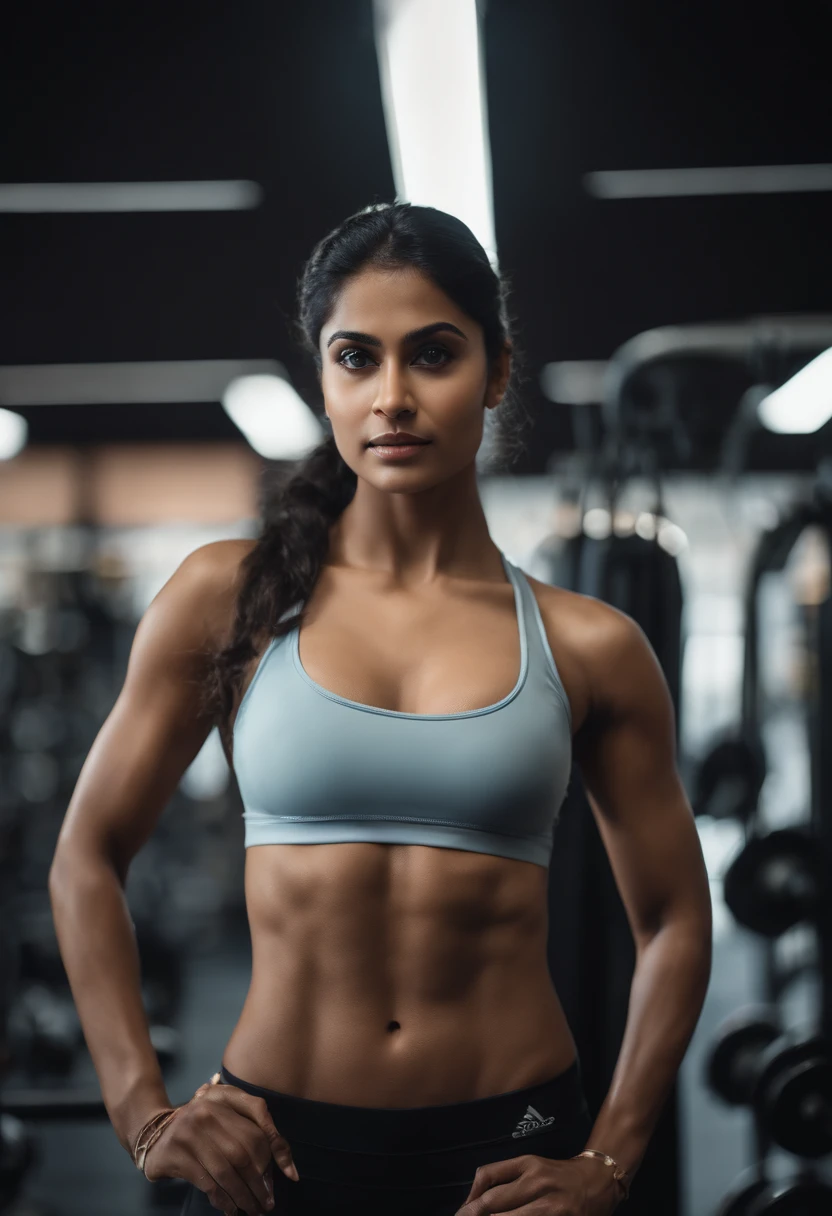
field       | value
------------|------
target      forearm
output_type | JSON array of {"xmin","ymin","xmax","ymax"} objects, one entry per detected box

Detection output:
[
  {"xmin": 581, "ymin": 918, "xmax": 711, "ymax": 1182},
  {"xmin": 48, "ymin": 849, "xmax": 172, "ymax": 1153}
]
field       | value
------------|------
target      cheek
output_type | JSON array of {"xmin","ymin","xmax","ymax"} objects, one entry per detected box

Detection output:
[
  {"xmin": 437, "ymin": 374, "xmax": 489, "ymax": 432},
  {"xmin": 322, "ymin": 374, "xmax": 370, "ymax": 424}
]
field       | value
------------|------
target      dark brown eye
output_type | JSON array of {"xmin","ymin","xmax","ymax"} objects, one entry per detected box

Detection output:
[
  {"xmin": 339, "ymin": 348, "xmax": 372, "ymax": 370},
  {"xmin": 415, "ymin": 345, "xmax": 452, "ymax": 367}
]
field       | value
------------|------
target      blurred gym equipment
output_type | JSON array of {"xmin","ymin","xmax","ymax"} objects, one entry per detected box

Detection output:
[
  {"xmin": 0, "ymin": 546, "xmax": 192, "ymax": 1214},
  {"xmin": 723, "ymin": 828, "xmax": 825, "ymax": 939},
  {"xmin": 538, "ymin": 318, "xmax": 832, "ymax": 1214},
  {"xmin": 716, "ymin": 1165, "xmax": 832, "ymax": 1215},
  {"xmin": 692, "ymin": 731, "xmax": 768, "ymax": 826},
  {"xmin": 706, "ymin": 1007, "xmax": 832, "ymax": 1159},
  {"xmin": 679, "ymin": 330, "xmax": 832, "ymax": 1207}
]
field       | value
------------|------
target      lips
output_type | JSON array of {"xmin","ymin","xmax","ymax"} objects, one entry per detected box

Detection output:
[{"xmin": 368, "ymin": 433, "xmax": 430, "ymax": 446}]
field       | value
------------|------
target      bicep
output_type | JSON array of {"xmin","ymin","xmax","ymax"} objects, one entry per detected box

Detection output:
[
  {"xmin": 53, "ymin": 545, "xmax": 231, "ymax": 880},
  {"xmin": 573, "ymin": 611, "xmax": 711, "ymax": 946}
]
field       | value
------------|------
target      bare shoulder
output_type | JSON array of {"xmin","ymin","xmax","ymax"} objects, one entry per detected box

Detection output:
[
  {"xmin": 523, "ymin": 573, "xmax": 651, "ymax": 733},
  {"xmin": 179, "ymin": 536, "xmax": 258, "ymax": 594},
  {"xmin": 155, "ymin": 537, "xmax": 258, "ymax": 653}
]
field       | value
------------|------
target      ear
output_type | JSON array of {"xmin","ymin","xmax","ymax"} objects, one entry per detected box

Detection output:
[{"xmin": 484, "ymin": 340, "xmax": 512, "ymax": 411}]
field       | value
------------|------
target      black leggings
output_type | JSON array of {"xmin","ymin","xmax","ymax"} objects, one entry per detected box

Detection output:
[{"xmin": 178, "ymin": 1059, "xmax": 593, "ymax": 1216}]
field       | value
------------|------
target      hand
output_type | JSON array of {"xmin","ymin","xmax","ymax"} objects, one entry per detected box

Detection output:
[
  {"xmin": 143, "ymin": 1080, "xmax": 299, "ymax": 1216},
  {"xmin": 455, "ymin": 1152, "xmax": 621, "ymax": 1215}
]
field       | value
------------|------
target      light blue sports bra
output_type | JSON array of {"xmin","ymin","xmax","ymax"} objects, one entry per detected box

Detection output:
[{"xmin": 232, "ymin": 553, "xmax": 572, "ymax": 869}]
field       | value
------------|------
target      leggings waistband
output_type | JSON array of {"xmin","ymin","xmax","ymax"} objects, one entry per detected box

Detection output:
[{"xmin": 218, "ymin": 1058, "xmax": 590, "ymax": 1156}]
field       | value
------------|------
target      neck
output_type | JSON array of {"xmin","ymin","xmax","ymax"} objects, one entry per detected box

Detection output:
[{"xmin": 327, "ymin": 463, "xmax": 502, "ymax": 585}]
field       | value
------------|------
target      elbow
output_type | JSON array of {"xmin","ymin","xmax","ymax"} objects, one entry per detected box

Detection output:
[
  {"xmin": 48, "ymin": 846, "xmax": 78, "ymax": 903},
  {"xmin": 664, "ymin": 871, "xmax": 714, "ymax": 947},
  {"xmin": 670, "ymin": 911, "xmax": 714, "ymax": 990},
  {"xmin": 48, "ymin": 837, "xmax": 121, "ymax": 902},
  {"xmin": 48, "ymin": 844, "xmax": 67, "ymax": 894},
  {"xmin": 636, "ymin": 898, "xmax": 714, "ymax": 964}
]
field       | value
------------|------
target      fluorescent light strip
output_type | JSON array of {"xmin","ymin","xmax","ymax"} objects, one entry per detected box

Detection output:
[
  {"xmin": 0, "ymin": 360, "xmax": 284, "ymax": 406},
  {"xmin": 222, "ymin": 375, "xmax": 324, "ymax": 460},
  {"xmin": 540, "ymin": 361, "xmax": 609, "ymax": 405},
  {"xmin": 373, "ymin": 0, "xmax": 497, "ymax": 266},
  {"xmin": 0, "ymin": 409, "xmax": 28, "ymax": 460},
  {"xmin": 757, "ymin": 347, "xmax": 832, "ymax": 434},
  {"xmin": 0, "ymin": 180, "xmax": 263, "ymax": 213},
  {"xmin": 585, "ymin": 164, "xmax": 832, "ymax": 199}
]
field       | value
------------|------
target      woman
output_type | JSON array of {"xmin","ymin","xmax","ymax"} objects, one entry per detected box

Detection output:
[{"xmin": 49, "ymin": 203, "xmax": 712, "ymax": 1216}]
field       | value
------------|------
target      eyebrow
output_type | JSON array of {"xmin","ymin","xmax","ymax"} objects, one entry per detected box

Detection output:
[{"xmin": 325, "ymin": 321, "xmax": 468, "ymax": 349}]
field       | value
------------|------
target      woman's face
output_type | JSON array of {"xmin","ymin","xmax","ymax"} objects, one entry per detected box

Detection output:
[{"xmin": 319, "ymin": 265, "xmax": 510, "ymax": 491}]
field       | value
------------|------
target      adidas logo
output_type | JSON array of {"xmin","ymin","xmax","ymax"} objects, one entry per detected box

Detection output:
[{"xmin": 511, "ymin": 1103, "xmax": 555, "ymax": 1138}]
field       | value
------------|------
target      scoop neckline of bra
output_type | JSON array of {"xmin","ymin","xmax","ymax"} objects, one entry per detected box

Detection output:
[{"xmin": 289, "ymin": 551, "xmax": 530, "ymax": 721}]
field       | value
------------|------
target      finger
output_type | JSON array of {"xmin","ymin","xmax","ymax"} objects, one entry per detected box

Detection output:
[
  {"xmin": 208, "ymin": 1087, "xmax": 299, "ymax": 1182},
  {"xmin": 463, "ymin": 1161, "xmax": 547, "ymax": 1216},
  {"xmin": 210, "ymin": 1124, "xmax": 275, "ymax": 1214},
  {"xmin": 196, "ymin": 1142, "xmax": 265, "ymax": 1216},
  {"xmin": 192, "ymin": 1156, "xmax": 239, "ymax": 1216},
  {"xmin": 464, "ymin": 1155, "xmax": 529, "ymax": 1205}
]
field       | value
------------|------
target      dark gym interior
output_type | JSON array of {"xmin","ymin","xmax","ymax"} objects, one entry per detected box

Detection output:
[{"xmin": 2, "ymin": 3, "xmax": 831, "ymax": 1214}]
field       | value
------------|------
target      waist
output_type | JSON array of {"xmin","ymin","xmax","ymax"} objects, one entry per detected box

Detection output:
[
  {"xmin": 223, "ymin": 977, "xmax": 576, "ymax": 1107},
  {"xmin": 216, "ymin": 1057, "xmax": 591, "ymax": 1189}
]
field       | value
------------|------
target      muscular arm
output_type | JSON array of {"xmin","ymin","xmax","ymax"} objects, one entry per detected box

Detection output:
[
  {"xmin": 570, "ymin": 602, "xmax": 712, "ymax": 1183},
  {"xmin": 48, "ymin": 540, "xmax": 249, "ymax": 1155}
]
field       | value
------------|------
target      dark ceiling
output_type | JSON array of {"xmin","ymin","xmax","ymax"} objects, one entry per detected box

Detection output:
[{"xmin": 3, "ymin": 0, "xmax": 830, "ymax": 473}]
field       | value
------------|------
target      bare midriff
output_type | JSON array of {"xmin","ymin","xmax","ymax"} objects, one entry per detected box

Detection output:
[{"xmin": 221, "ymin": 840, "xmax": 578, "ymax": 1108}]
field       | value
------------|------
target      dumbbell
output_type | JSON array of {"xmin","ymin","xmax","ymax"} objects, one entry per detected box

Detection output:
[
  {"xmin": 705, "ymin": 1007, "xmax": 832, "ymax": 1158},
  {"xmin": 692, "ymin": 730, "xmax": 767, "ymax": 824},
  {"xmin": 717, "ymin": 1166, "xmax": 832, "ymax": 1215},
  {"xmin": 723, "ymin": 827, "xmax": 826, "ymax": 937}
]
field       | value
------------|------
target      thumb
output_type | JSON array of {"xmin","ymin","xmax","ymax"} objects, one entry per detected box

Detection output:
[
  {"xmin": 190, "ymin": 1072, "xmax": 221, "ymax": 1102},
  {"xmin": 263, "ymin": 1118, "xmax": 300, "ymax": 1182},
  {"xmin": 201, "ymin": 1076, "xmax": 301, "ymax": 1183}
]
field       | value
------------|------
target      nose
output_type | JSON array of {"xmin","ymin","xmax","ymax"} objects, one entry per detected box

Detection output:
[{"xmin": 373, "ymin": 358, "xmax": 415, "ymax": 418}]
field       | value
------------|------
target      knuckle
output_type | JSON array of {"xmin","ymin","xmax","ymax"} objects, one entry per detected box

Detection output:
[{"xmin": 226, "ymin": 1143, "xmax": 249, "ymax": 1169}]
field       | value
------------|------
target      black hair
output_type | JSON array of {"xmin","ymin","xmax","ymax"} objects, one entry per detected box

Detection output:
[{"xmin": 202, "ymin": 202, "xmax": 530, "ymax": 750}]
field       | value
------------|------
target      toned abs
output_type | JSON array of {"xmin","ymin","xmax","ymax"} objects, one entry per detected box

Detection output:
[{"xmin": 221, "ymin": 554, "xmax": 593, "ymax": 1107}]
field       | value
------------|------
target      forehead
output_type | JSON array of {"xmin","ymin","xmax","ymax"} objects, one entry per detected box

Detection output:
[{"xmin": 322, "ymin": 266, "xmax": 471, "ymax": 341}]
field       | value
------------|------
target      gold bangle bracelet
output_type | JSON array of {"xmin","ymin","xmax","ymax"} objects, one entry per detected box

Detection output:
[
  {"xmin": 132, "ymin": 1107, "xmax": 179, "ymax": 1174},
  {"xmin": 571, "ymin": 1149, "xmax": 631, "ymax": 1200},
  {"xmin": 132, "ymin": 1073, "xmax": 220, "ymax": 1174}
]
